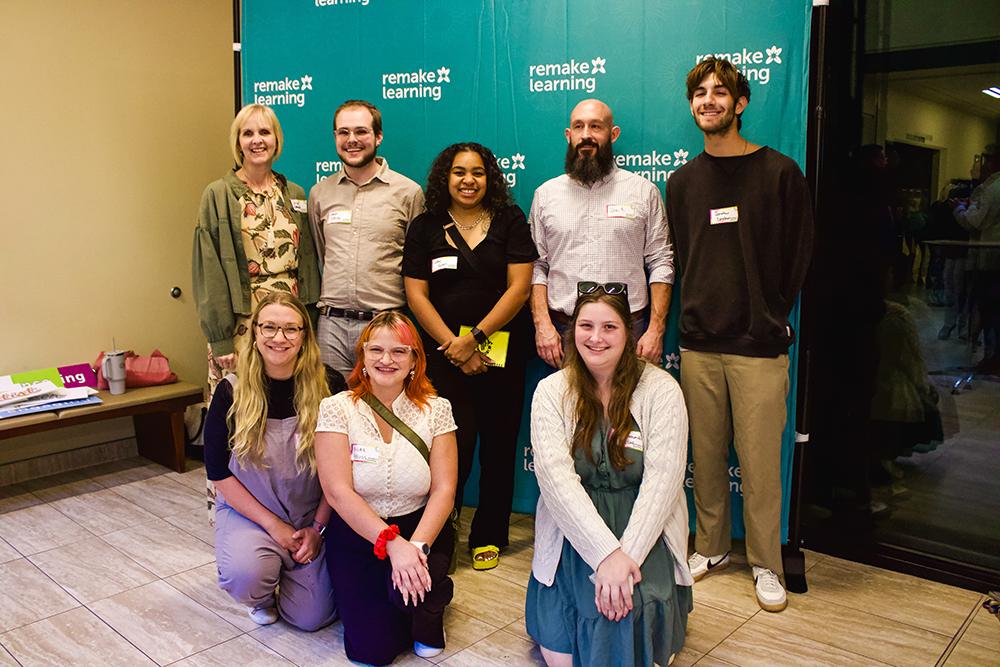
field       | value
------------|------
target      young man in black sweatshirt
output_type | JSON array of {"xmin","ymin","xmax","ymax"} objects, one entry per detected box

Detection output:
[{"xmin": 665, "ymin": 57, "xmax": 814, "ymax": 612}]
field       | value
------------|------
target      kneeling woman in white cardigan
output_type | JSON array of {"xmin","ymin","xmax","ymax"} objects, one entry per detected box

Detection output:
[{"xmin": 526, "ymin": 283, "xmax": 692, "ymax": 667}]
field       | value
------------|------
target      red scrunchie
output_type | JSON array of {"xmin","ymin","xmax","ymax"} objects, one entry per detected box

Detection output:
[{"xmin": 374, "ymin": 524, "xmax": 400, "ymax": 560}]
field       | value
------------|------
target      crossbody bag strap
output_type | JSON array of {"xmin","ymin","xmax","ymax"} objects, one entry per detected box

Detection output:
[
  {"xmin": 444, "ymin": 222, "xmax": 505, "ymax": 295},
  {"xmin": 363, "ymin": 393, "xmax": 430, "ymax": 464}
]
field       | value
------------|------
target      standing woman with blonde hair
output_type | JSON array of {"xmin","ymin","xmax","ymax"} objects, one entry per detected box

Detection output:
[
  {"xmin": 193, "ymin": 103, "xmax": 321, "ymax": 392},
  {"xmin": 204, "ymin": 291, "xmax": 340, "ymax": 629}
]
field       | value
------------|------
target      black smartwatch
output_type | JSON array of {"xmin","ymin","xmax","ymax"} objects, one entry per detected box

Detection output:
[{"xmin": 471, "ymin": 327, "xmax": 488, "ymax": 346}]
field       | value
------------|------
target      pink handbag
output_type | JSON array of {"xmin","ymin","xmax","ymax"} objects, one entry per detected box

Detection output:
[{"xmin": 93, "ymin": 350, "xmax": 178, "ymax": 389}]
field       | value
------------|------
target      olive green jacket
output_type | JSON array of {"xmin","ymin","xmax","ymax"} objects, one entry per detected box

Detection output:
[{"xmin": 192, "ymin": 169, "xmax": 321, "ymax": 357}]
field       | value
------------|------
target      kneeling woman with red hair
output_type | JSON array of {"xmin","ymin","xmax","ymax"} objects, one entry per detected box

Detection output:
[{"xmin": 316, "ymin": 312, "xmax": 458, "ymax": 666}]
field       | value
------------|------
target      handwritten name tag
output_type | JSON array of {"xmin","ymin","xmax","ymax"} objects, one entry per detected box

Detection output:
[
  {"xmin": 351, "ymin": 444, "xmax": 379, "ymax": 463},
  {"xmin": 607, "ymin": 204, "xmax": 636, "ymax": 219},
  {"xmin": 625, "ymin": 430, "xmax": 643, "ymax": 451},
  {"xmin": 431, "ymin": 256, "xmax": 458, "ymax": 272},
  {"xmin": 290, "ymin": 199, "xmax": 308, "ymax": 213},
  {"xmin": 709, "ymin": 206, "xmax": 739, "ymax": 225},
  {"xmin": 327, "ymin": 210, "xmax": 352, "ymax": 224}
]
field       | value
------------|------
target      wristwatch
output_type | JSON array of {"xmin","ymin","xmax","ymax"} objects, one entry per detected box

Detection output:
[
  {"xmin": 470, "ymin": 327, "xmax": 488, "ymax": 346},
  {"xmin": 410, "ymin": 541, "xmax": 430, "ymax": 555},
  {"xmin": 312, "ymin": 521, "xmax": 326, "ymax": 536}
]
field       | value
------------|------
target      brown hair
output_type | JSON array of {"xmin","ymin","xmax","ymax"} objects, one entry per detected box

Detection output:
[
  {"xmin": 685, "ymin": 57, "xmax": 751, "ymax": 129},
  {"xmin": 334, "ymin": 99, "xmax": 383, "ymax": 136},
  {"xmin": 562, "ymin": 291, "xmax": 644, "ymax": 470}
]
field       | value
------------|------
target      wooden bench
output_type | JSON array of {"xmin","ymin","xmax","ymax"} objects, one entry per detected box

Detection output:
[{"xmin": 0, "ymin": 382, "xmax": 204, "ymax": 473}]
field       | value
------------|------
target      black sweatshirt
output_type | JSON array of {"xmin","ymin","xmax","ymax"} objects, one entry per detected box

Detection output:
[{"xmin": 665, "ymin": 147, "xmax": 814, "ymax": 357}]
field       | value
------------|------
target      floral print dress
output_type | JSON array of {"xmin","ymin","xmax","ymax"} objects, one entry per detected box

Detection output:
[{"xmin": 207, "ymin": 179, "xmax": 300, "ymax": 389}]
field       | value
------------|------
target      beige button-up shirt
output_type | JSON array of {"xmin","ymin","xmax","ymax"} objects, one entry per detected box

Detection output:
[{"xmin": 308, "ymin": 157, "xmax": 425, "ymax": 311}]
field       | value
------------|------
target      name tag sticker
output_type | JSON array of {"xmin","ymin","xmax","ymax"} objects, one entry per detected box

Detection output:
[
  {"xmin": 709, "ymin": 206, "xmax": 739, "ymax": 225},
  {"xmin": 327, "ymin": 210, "xmax": 352, "ymax": 225},
  {"xmin": 625, "ymin": 430, "xmax": 643, "ymax": 451},
  {"xmin": 351, "ymin": 444, "xmax": 379, "ymax": 464},
  {"xmin": 290, "ymin": 199, "xmax": 308, "ymax": 213},
  {"xmin": 607, "ymin": 204, "xmax": 636, "ymax": 219},
  {"xmin": 431, "ymin": 256, "xmax": 458, "ymax": 272}
]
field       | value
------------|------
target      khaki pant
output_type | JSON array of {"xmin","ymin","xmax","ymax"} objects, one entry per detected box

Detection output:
[{"xmin": 680, "ymin": 350, "xmax": 789, "ymax": 574}]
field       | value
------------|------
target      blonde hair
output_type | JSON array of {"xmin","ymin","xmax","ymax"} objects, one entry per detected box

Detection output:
[
  {"xmin": 229, "ymin": 104, "xmax": 284, "ymax": 166},
  {"xmin": 228, "ymin": 292, "xmax": 329, "ymax": 473}
]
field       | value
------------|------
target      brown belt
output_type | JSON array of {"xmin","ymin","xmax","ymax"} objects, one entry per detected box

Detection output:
[{"xmin": 550, "ymin": 308, "xmax": 644, "ymax": 326}]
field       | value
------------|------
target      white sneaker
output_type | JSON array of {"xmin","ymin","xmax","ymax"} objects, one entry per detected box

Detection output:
[
  {"xmin": 247, "ymin": 604, "xmax": 279, "ymax": 625},
  {"xmin": 414, "ymin": 629, "xmax": 446, "ymax": 658},
  {"xmin": 688, "ymin": 551, "xmax": 730, "ymax": 581},
  {"xmin": 752, "ymin": 566, "xmax": 787, "ymax": 612}
]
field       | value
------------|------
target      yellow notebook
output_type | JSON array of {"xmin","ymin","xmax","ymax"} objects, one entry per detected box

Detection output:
[{"xmin": 459, "ymin": 326, "xmax": 510, "ymax": 368}]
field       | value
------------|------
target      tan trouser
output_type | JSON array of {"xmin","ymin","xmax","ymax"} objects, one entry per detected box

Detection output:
[{"xmin": 680, "ymin": 350, "xmax": 789, "ymax": 575}]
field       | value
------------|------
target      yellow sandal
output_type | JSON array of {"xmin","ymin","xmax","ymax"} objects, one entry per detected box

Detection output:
[{"xmin": 471, "ymin": 545, "xmax": 499, "ymax": 570}]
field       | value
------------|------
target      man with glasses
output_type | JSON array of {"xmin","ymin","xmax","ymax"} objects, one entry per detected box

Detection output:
[
  {"xmin": 528, "ymin": 98, "xmax": 674, "ymax": 368},
  {"xmin": 308, "ymin": 100, "xmax": 425, "ymax": 377},
  {"xmin": 666, "ymin": 57, "xmax": 814, "ymax": 612}
]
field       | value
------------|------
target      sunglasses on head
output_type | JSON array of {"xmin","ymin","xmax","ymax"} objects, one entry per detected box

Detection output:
[{"xmin": 577, "ymin": 281, "xmax": 628, "ymax": 298}]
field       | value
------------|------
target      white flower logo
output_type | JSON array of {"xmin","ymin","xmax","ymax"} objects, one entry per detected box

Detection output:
[
  {"xmin": 766, "ymin": 46, "xmax": 782, "ymax": 64},
  {"xmin": 673, "ymin": 149, "xmax": 689, "ymax": 166},
  {"xmin": 300, "ymin": 75, "xmax": 313, "ymax": 90},
  {"xmin": 436, "ymin": 67, "xmax": 451, "ymax": 83},
  {"xmin": 511, "ymin": 153, "xmax": 526, "ymax": 169},
  {"xmin": 663, "ymin": 353, "xmax": 680, "ymax": 370},
  {"xmin": 591, "ymin": 57, "xmax": 606, "ymax": 74}
]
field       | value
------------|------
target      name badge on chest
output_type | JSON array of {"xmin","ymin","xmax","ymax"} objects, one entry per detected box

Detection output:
[
  {"xmin": 624, "ymin": 430, "xmax": 643, "ymax": 451},
  {"xmin": 431, "ymin": 256, "xmax": 458, "ymax": 272},
  {"xmin": 607, "ymin": 204, "xmax": 636, "ymax": 219},
  {"xmin": 327, "ymin": 209, "xmax": 353, "ymax": 225},
  {"xmin": 351, "ymin": 443, "xmax": 379, "ymax": 463},
  {"xmin": 709, "ymin": 206, "xmax": 739, "ymax": 225},
  {"xmin": 290, "ymin": 199, "xmax": 308, "ymax": 213}
]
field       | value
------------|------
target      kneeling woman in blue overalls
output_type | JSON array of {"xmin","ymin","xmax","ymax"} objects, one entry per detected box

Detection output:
[{"xmin": 204, "ymin": 291, "xmax": 341, "ymax": 629}]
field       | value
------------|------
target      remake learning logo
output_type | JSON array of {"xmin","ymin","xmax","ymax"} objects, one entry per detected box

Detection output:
[
  {"xmin": 496, "ymin": 151, "xmax": 526, "ymax": 188},
  {"xmin": 694, "ymin": 45, "xmax": 784, "ymax": 86},
  {"xmin": 528, "ymin": 56, "xmax": 607, "ymax": 94},
  {"xmin": 253, "ymin": 75, "xmax": 313, "ymax": 108},
  {"xmin": 381, "ymin": 66, "xmax": 451, "ymax": 102},
  {"xmin": 615, "ymin": 148, "xmax": 692, "ymax": 183}
]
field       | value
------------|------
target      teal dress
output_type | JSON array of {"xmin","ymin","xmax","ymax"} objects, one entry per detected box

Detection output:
[{"xmin": 525, "ymin": 420, "xmax": 692, "ymax": 667}]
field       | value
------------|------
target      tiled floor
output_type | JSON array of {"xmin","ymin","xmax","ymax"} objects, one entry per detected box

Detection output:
[{"xmin": 0, "ymin": 456, "xmax": 995, "ymax": 666}]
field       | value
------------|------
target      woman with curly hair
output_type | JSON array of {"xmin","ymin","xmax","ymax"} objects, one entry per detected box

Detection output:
[
  {"xmin": 193, "ymin": 103, "xmax": 320, "ymax": 393},
  {"xmin": 204, "ymin": 291, "xmax": 340, "ymax": 630},
  {"xmin": 316, "ymin": 312, "xmax": 458, "ymax": 665},
  {"xmin": 403, "ymin": 142, "xmax": 538, "ymax": 570}
]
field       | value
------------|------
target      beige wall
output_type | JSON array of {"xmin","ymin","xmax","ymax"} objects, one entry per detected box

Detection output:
[
  {"xmin": 1, "ymin": 0, "xmax": 234, "ymax": 390},
  {"xmin": 884, "ymin": 84, "xmax": 997, "ymax": 196}
]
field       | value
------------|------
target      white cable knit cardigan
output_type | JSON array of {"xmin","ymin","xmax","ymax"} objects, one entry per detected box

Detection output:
[{"xmin": 529, "ymin": 364, "xmax": 694, "ymax": 587}]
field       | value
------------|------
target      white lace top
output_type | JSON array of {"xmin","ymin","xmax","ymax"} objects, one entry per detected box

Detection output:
[{"xmin": 317, "ymin": 391, "xmax": 456, "ymax": 519}]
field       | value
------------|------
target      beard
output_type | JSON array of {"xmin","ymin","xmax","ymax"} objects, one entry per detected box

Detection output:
[
  {"xmin": 565, "ymin": 139, "xmax": 614, "ymax": 185},
  {"xmin": 339, "ymin": 142, "xmax": 378, "ymax": 170},
  {"xmin": 694, "ymin": 105, "xmax": 738, "ymax": 136}
]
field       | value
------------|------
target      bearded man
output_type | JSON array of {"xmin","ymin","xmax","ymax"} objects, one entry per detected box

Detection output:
[
  {"xmin": 308, "ymin": 100, "xmax": 425, "ymax": 376},
  {"xmin": 666, "ymin": 57, "xmax": 814, "ymax": 613},
  {"xmin": 528, "ymin": 98, "xmax": 674, "ymax": 368}
]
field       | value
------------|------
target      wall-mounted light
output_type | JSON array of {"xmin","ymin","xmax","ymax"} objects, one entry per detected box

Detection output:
[{"xmin": 983, "ymin": 87, "xmax": 1000, "ymax": 99}]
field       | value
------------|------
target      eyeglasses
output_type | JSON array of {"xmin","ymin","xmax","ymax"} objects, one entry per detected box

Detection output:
[
  {"xmin": 363, "ymin": 342, "xmax": 413, "ymax": 362},
  {"xmin": 577, "ymin": 281, "xmax": 628, "ymax": 298},
  {"xmin": 335, "ymin": 127, "xmax": 373, "ymax": 139},
  {"xmin": 257, "ymin": 323, "xmax": 304, "ymax": 340}
]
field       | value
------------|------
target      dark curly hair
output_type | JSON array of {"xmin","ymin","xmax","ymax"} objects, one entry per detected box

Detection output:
[{"xmin": 424, "ymin": 142, "xmax": 514, "ymax": 217}]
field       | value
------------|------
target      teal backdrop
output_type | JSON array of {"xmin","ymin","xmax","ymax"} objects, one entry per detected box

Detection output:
[{"xmin": 242, "ymin": 0, "xmax": 813, "ymax": 542}]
